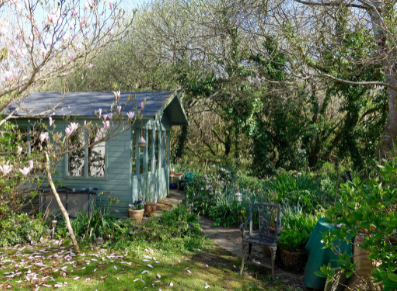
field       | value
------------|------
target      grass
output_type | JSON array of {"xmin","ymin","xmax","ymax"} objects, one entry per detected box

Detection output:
[{"xmin": 0, "ymin": 239, "xmax": 293, "ymax": 290}]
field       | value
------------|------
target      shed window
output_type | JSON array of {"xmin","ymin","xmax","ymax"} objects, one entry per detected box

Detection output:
[
  {"xmin": 88, "ymin": 128, "xmax": 106, "ymax": 177},
  {"xmin": 68, "ymin": 131, "xmax": 85, "ymax": 177},
  {"xmin": 67, "ymin": 126, "xmax": 106, "ymax": 178}
]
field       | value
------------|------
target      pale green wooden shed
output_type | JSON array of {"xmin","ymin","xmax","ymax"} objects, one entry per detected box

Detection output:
[{"xmin": 5, "ymin": 91, "xmax": 188, "ymax": 217}]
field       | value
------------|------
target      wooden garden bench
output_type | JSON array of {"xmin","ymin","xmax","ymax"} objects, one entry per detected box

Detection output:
[{"xmin": 240, "ymin": 203, "xmax": 281, "ymax": 280}]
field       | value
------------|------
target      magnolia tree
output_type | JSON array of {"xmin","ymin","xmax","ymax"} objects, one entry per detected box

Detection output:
[
  {"xmin": 2, "ymin": 92, "xmax": 144, "ymax": 251},
  {"xmin": 0, "ymin": 0, "xmax": 138, "ymax": 252}
]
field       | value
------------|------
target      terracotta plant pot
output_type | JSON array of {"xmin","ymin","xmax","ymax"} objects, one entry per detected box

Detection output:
[
  {"xmin": 129, "ymin": 209, "xmax": 144, "ymax": 223},
  {"xmin": 144, "ymin": 203, "xmax": 157, "ymax": 215},
  {"xmin": 280, "ymin": 248, "xmax": 306, "ymax": 270}
]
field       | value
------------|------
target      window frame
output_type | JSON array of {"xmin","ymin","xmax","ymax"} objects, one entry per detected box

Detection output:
[{"xmin": 65, "ymin": 125, "xmax": 109, "ymax": 181}]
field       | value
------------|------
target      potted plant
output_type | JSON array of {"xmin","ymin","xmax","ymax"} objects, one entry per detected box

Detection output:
[
  {"xmin": 128, "ymin": 203, "xmax": 144, "ymax": 223},
  {"xmin": 141, "ymin": 172, "xmax": 157, "ymax": 215},
  {"xmin": 278, "ymin": 227, "xmax": 309, "ymax": 270}
]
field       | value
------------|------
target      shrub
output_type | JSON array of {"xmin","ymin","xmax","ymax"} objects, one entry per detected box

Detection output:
[
  {"xmin": 318, "ymin": 158, "xmax": 397, "ymax": 290},
  {"xmin": 185, "ymin": 167, "xmax": 334, "ymax": 227},
  {"xmin": 0, "ymin": 205, "xmax": 49, "ymax": 247}
]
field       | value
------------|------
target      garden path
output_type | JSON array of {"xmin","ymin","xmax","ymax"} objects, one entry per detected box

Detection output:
[
  {"xmin": 153, "ymin": 189, "xmax": 305, "ymax": 290},
  {"xmin": 199, "ymin": 216, "xmax": 305, "ymax": 290}
]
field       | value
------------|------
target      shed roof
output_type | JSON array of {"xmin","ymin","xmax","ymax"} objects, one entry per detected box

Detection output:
[{"xmin": 3, "ymin": 91, "xmax": 188, "ymax": 126}]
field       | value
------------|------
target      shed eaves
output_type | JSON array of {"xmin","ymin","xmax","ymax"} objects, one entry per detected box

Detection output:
[{"xmin": 3, "ymin": 91, "xmax": 175, "ymax": 118}]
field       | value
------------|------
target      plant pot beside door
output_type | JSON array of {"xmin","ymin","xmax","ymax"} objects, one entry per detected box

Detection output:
[
  {"xmin": 144, "ymin": 203, "xmax": 157, "ymax": 215},
  {"xmin": 129, "ymin": 205, "xmax": 144, "ymax": 223}
]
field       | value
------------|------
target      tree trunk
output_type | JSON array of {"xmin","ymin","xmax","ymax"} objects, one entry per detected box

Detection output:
[
  {"xmin": 234, "ymin": 125, "xmax": 239, "ymax": 159},
  {"xmin": 45, "ymin": 153, "xmax": 80, "ymax": 252},
  {"xmin": 368, "ymin": 1, "xmax": 397, "ymax": 155},
  {"xmin": 225, "ymin": 130, "xmax": 231, "ymax": 156}
]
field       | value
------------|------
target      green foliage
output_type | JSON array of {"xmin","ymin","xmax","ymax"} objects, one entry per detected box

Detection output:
[
  {"xmin": 317, "ymin": 158, "xmax": 397, "ymax": 290},
  {"xmin": 185, "ymin": 167, "xmax": 335, "ymax": 227},
  {"xmin": 53, "ymin": 203, "xmax": 212, "ymax": 253},
  {"xmin": 0, "ymin": 205, "xmax": 49, "ymax": 247},
  {"xmin": 279, "ymin": 206, "xmax": 322, "ymax": 252},
  {"xmin": 130, "ymin": 204, "xmax": 143, "ymax": 210},
  {"xmin": 55, "ymin": 201, "xmax": 121, "ymax": 241}
]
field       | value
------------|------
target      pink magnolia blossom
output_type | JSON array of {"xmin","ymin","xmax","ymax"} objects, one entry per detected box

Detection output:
[
  {"xmin": 113, "ymin": 91, "xmax": 120, "ymax": 102},
  {"xmin": 80, "ymin": 17, "xmax": 87, "ymax": 29},
  {"xmin": 17, "ymin": 49, "xmax": 24, "ymax": 58},
  {"xmin": 65, "ymin": 122, "xmax": 79, "ymax": 136},
  {"xmin": 83, "ymin": 3, "xmax": 89, "ymax": 10},
  {"xmin": 98, "ymin": 108, "xmax": 102, "ymax": 116},
  {"xmin": 49, "ymin": 117, "xmax": 54, "ymax": 126},
  {"xmin": 108, "ymin": 113, "xmax": 113, "ymax": 120},
  {"xmin": 109, "ymin": 1, "xmax": 113, "ymax": 9},
  {"xmin": 40, "ymin": 132, "xmax": 48, "ymax": 143},
  {"xmin": 29, "ymin": 160, "xmax": 33, "ymax": 170},
  {"xmin": 5, "ymin": 71, "xmax": 15, "ymax": 82},
  {"xmin": 70, "ymin": 122, "xmax": 79, "ymax": 131},
  {"xmin": 84, "ymin": 120, "xmax": 87, "ymax": 126},
  {"xmin": 47, "ymin": 13, "xmax": 57, "ymax": 24},
  {"xmin": 0, "ymin": 165, "xmax": 12, "ymax": 175},
  {"xmin": 65, "ymin": 127, "xmax": 73, "ymax": 136},
  {"xmin": 117, "ymin": 106, "xmax": 121, "ymax": 113},
  {"xmin": 25, "ymin": 0, "xmax": 29, "ymax": 9},
  {"xmin": 103, "ymin": 115, "xmax": 107, "ymax": 121},
  {"xmin": 18, "ymin": 146, "xmax": 23, "ymax": 155},
  {"xmin": 69, "ymin": 22, "xmax": 75, "ymax": 30},
  {"xmin": 103, "ymin": 120, "xmax": 110, "ymax": 130},
  {"xmin": 87, "ymin": 0, "xmax": 93, "ymax": 7},
  {"xmin": 141, "ymin": 102, "xmax": 144, "ymax": 110},
  {"xmin": 87, "ymin": 63, "xmax": 93, "ymax": 69},
  {"xmin": 127, "ymin": 112, "xmax": 135, "ymax": 120},
  {"xmin": 109, "ymin": 29, "xmax": 114, "ymax": 36},
  {"xmin": 69, "ymin": 53, "xmax": 75, "ymax": 61},
  {"xmin": 41, "ymin": 48, "xmax": 47, "ymax": 57},
  {"xmin": 19, "ymin": 167, "xmax": 30, "ymax": 176}
]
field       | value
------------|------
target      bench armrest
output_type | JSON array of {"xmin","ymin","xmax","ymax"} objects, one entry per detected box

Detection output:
[{"xmin": 240, "ymin": 218, "xmax": 250, "ymax": 238}]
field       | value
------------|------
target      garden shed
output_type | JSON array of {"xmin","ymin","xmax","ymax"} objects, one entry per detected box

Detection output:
[{"xmin": 4, "ymin": 91, "xmax": 188, "ymax": 217}]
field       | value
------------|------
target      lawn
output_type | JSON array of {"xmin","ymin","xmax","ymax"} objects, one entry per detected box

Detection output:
[{"xmin": 0, "ymin": 239, "xmax": 293, "ymax": 291}]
